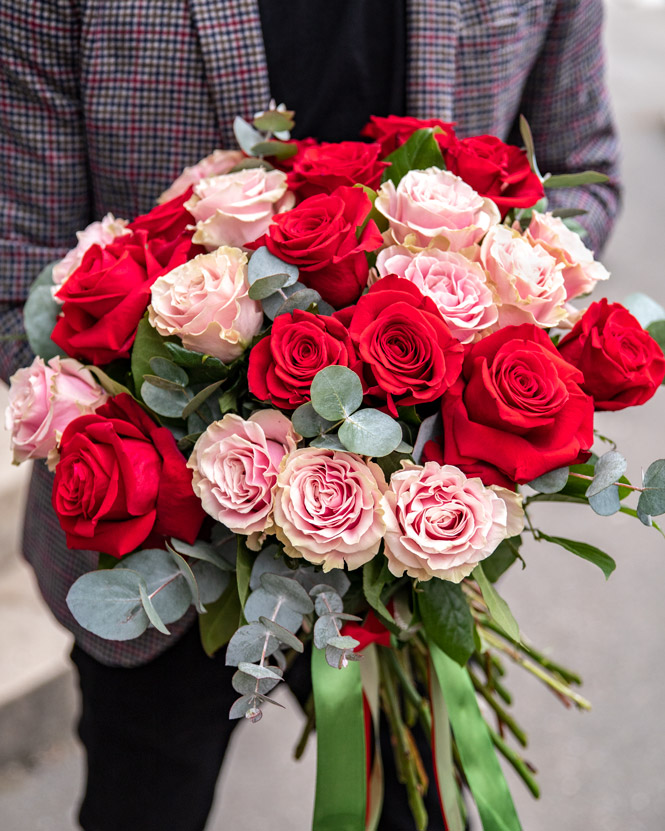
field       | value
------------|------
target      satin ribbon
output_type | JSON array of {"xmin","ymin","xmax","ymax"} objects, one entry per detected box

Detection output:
[
  {"xmin": 429, "ymin": 658, "xmax": 465, "ymax": 831},
  {"xmin": 429, "ymin": 643, "xmax": 522, "ymax": 831}
]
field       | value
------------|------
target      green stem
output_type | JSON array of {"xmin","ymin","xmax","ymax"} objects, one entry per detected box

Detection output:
[
  {"xmin": 294, "ymin": 694, "xmax": 315, "ymax": 760},
  {"xmin": 468, "ymin": 669, "xmax": 527, "ymax": 747},
  {"xmin": 489, "ymin": 728, "xmax": 540, "ymax": 798},
  {"xmin": 385, "ymin": 648, "xmax": 433, "ymax": 736}
]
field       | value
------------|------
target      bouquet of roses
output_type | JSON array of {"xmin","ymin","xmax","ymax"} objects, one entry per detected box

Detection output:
[{"xmin": 7, "ymin": 105, "xmax": 665, "ymax": 831}]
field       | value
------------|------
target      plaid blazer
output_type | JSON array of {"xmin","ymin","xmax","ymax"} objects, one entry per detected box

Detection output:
[{"xmin": 0, "ymin": 0, "xmax": 619, "ymax": 667}]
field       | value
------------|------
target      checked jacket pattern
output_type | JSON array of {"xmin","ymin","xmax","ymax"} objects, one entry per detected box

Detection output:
[{"xmin": 0, "ymin": 0, "xmax": 619, "ymax": 666}]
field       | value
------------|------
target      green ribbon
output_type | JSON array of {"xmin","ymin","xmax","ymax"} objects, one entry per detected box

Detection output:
[
  {"xmin": 359, "ymin": 645, "xmax": 383, "ymax": 831},
  {"xmin": 429, "ymin": 643, "xmax": 523, "ymax": 831},
  {"xmin": 311, "ymin": 646, "xmax": 367, "ymax": 831},
  {"xmin": 429, "ymin": 656, "xmax": 465, "ymax": 831}
]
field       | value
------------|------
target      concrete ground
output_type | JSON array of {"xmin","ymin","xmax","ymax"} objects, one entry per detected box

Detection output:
[{"xmin": 1, "ymin": 0, "xmax": 665, "ymax": 829}]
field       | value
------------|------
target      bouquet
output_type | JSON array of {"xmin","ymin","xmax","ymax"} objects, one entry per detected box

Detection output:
[{"xmin": 7, "ymin": 105, "xmax": 665, "ymax": 831}]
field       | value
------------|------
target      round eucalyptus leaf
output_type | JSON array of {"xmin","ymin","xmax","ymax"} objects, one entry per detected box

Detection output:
[
  {"xmin": 24, "ymin": 262, "xmax": 66, "ymax": 361},
  {"xmin": 149, "ymin": 357, "xmax": 189, "ymax": 386},
  {"xmin": 237, "ymin": 662, "xmax": 283, "ymax": 682},
  {"xmin": 229, "ymin": 694, "xmax": 257, "ymax": 720},
  {"xmin": 250, "ymin": 139, "xmax": 298, "ymax": 160},
  {"xmin": 586, "ymin": 451, "xmax": 627, "ymax": 498},
  {"xmin": 412, "ymin": 412, "xmax": 441, "ymax": 464},
  {"xmin": 138, "ymin": 583, "xmax": 170, "ymax": 635},
  {"xmin": 170, "ymin": 538, "xmax": 234, "ymax": 571},
  {"xmin": 261, "ymin": 282, "xmax": 305, "ymax": 320},
  {"xmin": 623, "ymin": 292, "xmax": 665, "ymax": 329},
  {"xmin": 299, "ymin": 569, "xmax": 351, "ymax": 597},
  {"xmin": 325, "ymin": 643, "xmax": 361, "ymax": 669},
  {"xmin": 225, "ymin": 622, "xmax": 279, "ymax": 666},
  {"xmin": 232, "ymin": 669, "xmax": 282, "ymax": 696},
  {"xmin": 229, "ymin": 158, "xmax": 275, "ymax": 173},
  {"xmin": 248, "ymin": 246, "xmax": 299, "ymax": 288},
  {"xmin": 311, "ymin": 587, "xmax": 343, "ymax": 616},
  {"xmin": 588, "ymin": 485, "xmax": 621, "ymax": 516},
  {"xmin": 191, "ymin": 560, "xmax": 229, "ymax": 604},
  {"xmin": 244, "ymin": 587, "xmax": 304, "ymax": 633},
  {"xmin": 528, "ymin": 466, "xmax": 569, "ymax": 494},
  {"xmin": 66, "ymin": 569, "xmax": 150, "ymax": 641},
  {"xmin": 248, "ymin": 545, "xmax": 291, "ymax": 591},
  {"xmin": 314, "ymin": 615, "xmax": 340, "ymax": 649},
  {"xmin": 327, "ymin": 635, "xmax": 360, "ymax": 651},
  {"xmin": 310, "ymin": 366, "xmax": 363, "ymax": 421},
  {"xmin": 233, "ymin": 116, "xmax": 264, "ymax": 156},
  {"xmin": 310, "ymin": 434, "xmax": 348, "ymax": 452},
  {"xmin": 140, "ymin": 380, "xmax": 190, "ymax": 417},
  {"xmin": 273, "ymin": 288, "xmax": 322, "ymax": 318},
  {"xmin": 339, "ymin": 408, "xmax": 402, "ymax": 457},
  {"xmin": 253, "ymin": 110, "xmax": 295, "ymax": 133},
  {"xmin": 117, "ymin": 548, "xmax": 191, "ymax": 625},
  {"xmin": 291, "ymin": 402, "xmax": 337, "ymax": 438},
  {"xmin": 258, "ymin": 616, "xmax": 304, "ymax": 652},
  {"xmin": 638, "ymin": 459, "xmax": 665, "ymax": 516},
  {"xmin": 260, "ymin": 573, "xmax": 315, "ymax": 614},
  {"xmin": 248, "ymin": 272, "xmax": 289, "ymax": 301}
]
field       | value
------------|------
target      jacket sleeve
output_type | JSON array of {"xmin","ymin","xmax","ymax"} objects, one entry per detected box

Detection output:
[
  {"xmin": 0, "ymin": 0, "xmax": 92, "ymax": 383},
  {"xmin": 509, "ymin": 0, "xmax": 621, "ymax": 255}
]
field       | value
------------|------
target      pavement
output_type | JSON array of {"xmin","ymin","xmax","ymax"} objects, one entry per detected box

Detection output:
[{"xmin": 1, "ymin": 1, "xmax": 665, "ymax": 829}]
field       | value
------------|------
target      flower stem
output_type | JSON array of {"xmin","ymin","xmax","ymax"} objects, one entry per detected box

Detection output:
[
  {"xmin": 489, "ymin": 727, "xmax": 540, "ymax": 798},
  {"xmin": 468, "ymin": 668, "xmax": 527, "ymax": 747}
]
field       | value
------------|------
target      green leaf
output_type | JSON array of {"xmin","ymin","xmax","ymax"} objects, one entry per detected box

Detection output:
[
  {"xmin": 248, "ymin": 246, "xmax": 299, "ymax": 288},
  {"xmin": 271, "ymin": 288, "xmax": 322, "ymax": 317},
  {"xmin": 140, "ymin": 380, "xmax": 190, "ymax": 417},
  {"xmin": 251, "ymin": 140, "xmax": 298, "ymax": 160},
  {"xmin": 310, "ymin": 365, "xmax": 363, "ymax": 421},
  {"xmin": 538, "ymin": 532, "xmax": 616, "ymax": 579},
  {"xmin": 225, "ymin": 621, "xmax": 279, "ymax": 666},
  {"xmin": 148, "ymin": 357, "xmax": 189, "ymax": 386},
  {"xmin": 23, "ymin": 262, "xmax": 66, "ymax": 361},
  {"xmin": 309, "ymin": 434, "xmax": 348, "ymax": 451},
  {"xmin": 244, "ymin": 587, "xmax": 303, "ymax": 633},
  {"xmin": 362, "ymin": 556, "xmax": 399, "ymax": 634},
  {"xmin": 418, "ymin": 580, "xmax": 475, "ymax": 666},
  {"xmin": 311, "ymin": 586, "xmax": 344, "ymax": 616},
  {"xmin": 236, "ymin": 536, "xmax": 254, "ymax": 619},
  {"xmin": 588, "ymin": 485, "xmax": 621, "ymax": 516},
  {"xmin": 258, "ymin": 616, "xmax": 304, "ymax": 652},
  {"xmin": 473, "ymin": 564, "xmax": 520, "ymax": 641},
  {"xmin": 648, "ymin": 320, "xmax": 665, "ymax": 364},
  {"xmin": 117, "ymin": 548, "xmax": 191, "ymax": 624},
  {"xmin": 412, "ymin": 412, "xmax": 441, "ymax": 464},
  {"xmin": 482, "ymin": 537, "xmax": 522, "ymax": 583},
  {"xmin": 199, "ymin": 581, "xmax": 242, "ymax": 657},
  {"xmin": 339, "ymin": 408, "xmax": 403, "ymax": 457},
  {"xmin": 519, "ymin": 114, "xmax": 542, "ymax": 179},
  {"xmin": 229, "ymin": 694, "xmax": 257, "ymax": 719},
  {"xmin": 638, "ymin": 459, "xmax": 665, "ymax": 517},
  {"xmin": 544, "ymin": 171, "xmax": 610, "ymax": 189},
  {"xmin": 528, "ymin": 467, "xmax": 569, "ymax": 494},
  {"xmin": 586, "ymin": 450, "xmax": 627, "ymax": 497},
  {"xmin": 314, "ymin": 615, "xmax": 341, "ymax": 649},
  {"xmin": 237, "ymin": 662, "xmax": 284, "ymax": 682},
  {"xmin": 375, "ymin": 450, "xmax": 413, "ymax": 480},
  {"xmin": 181, "ymin": 379, "xmax": 224, "ymax": 420},
  {"xmin": 253, "ymin": 109, "xmax": 295, "ymax": 133},
  {"xmin": 190, "ymin": 561, "xmax": 229, "ymax": 604},
  {"xmin": 169, "ymin": 538, "xmax": 234, "ymax": 571},
  {"xmin": 382, "ymin": 128, "xmax": 446, "ymax": 186},
  {"xmin": 66, "ymin": 569, "xmax": 150, "ymax": 641},
  {"xmin": 291, "ymin": 402, "xmax": 337, "ymax": 437},
  {"xmin": 229, "ymin": 158, "xmax": 275, "ymax": 173},
  {"xmin": 168, "ymin": 548, "xmax": 206, "ymax": 613},
  {"xmin": 87, "ymin": 366, "xmax": 132, "ymax": 397},
  {"xmin": 260, "ymin": 573, "xmax": 315, "ymax": 614},
  {"xmin": 138, "ymin": 583, "xmax": 171, "ymax": 635},
  {"xmin": 232, "ymin": 667, "xmax": 282, "ymax": 696},
  {"xmin": 131, "ymin": 316, "xmax": 174, "ymax": 393},
  {"xmin": 248, "ymin": 272, "xmax": 289, "ymax": 300},
  {"xmin": 233, "ymin": 116, "xmax": 264, "ymax": 156}
]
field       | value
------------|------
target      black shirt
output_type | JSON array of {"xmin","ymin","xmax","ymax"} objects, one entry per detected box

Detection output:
[{"xmin": 258, "ymin": 0, "xmax": 406, "ymax": 143}]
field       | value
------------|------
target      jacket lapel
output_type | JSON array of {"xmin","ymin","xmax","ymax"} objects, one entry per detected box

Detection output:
[
  {"xmin": 188, "ymin": 0, "xmax": 271, "ymax": 146},
  {"xmin": 406, "ymin": 0, "xmax": 460, "ymax": 121}
]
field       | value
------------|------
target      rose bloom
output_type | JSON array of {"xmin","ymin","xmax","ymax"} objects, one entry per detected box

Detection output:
[
  {"xmin": 525, "ymin": 211, "xmax": 610, "ymax": 300},
  {"xmin": 288, "ymin": 141, "xmax": 388, "ymax": 199},
  {"xmin": 481, "ymin": 224, "xmax": 568, "ymax": 329},
  {"xmin": 360, "ymin": 114, "xmax": 457, "ymax": 157},
  {"xmin": 6, "ymin": 356, "xmax": 108, "ymax": 464},
  {"xmin": 255, "ymin": 185, "xmax": 383, "ymax": 308},
  {"xmin": 375, "ymin": 245, "xmax": 498, "ymax": 343},
  {"xmin": 248, "ymin": 309, "xmax": 358, "ymax": 409},
  {"xmin": 148, "ymin": 247, "xmax": 262, "ymax": 362},
  {"xmin": 157, "ymin": 149, "xmax": 245, "ymax": 204},
  {"xmin": 188, "ymin": 410, "xmax": 298, "ymax": 549},
  {"xmin": 52, "ymin": 228, "xmax": 196, "ymax": 365},
  {"xmin": 438, "ymin": 323, "xmax": 594, "ymax": 485},
  {"xmin": 273, "ymin": 448, "xmax": 386, "ymax": 571},
  {"xmin": 339, "ymin": 276, "xmax": 464, "ymax": 415},
  {"xmin": 375, "ymin": 167, "xmax": 500, "ymax": 252},
  {"xmin": 382, "ymin": 462, "xmax": 524, "ymax": 583},
  {"xmin": 52, "ymin": 394, "xmax": 205, "ymax": 558},
  {"xmin": 53, "ymin": 214, "xmax": 130, "ymax": 291},
  {"xmin": 558, "ymin": 299, "xmax": 665, "ymax": 410},
  {"xmin": 185, "ymin": 168, "xmax": 294, "ymax": 249},
  {"xmin": 444, "ymin": 135, "xmax": 544, "ymax": 218}
]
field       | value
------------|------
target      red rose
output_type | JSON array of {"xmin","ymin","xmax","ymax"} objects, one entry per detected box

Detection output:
[
  {"xmin": 52, "ymin": 394, "xmax": 205, "ymax": 558},
  {"xmin": 360, "ymin": 115, "xmax": 457, "ymax": 157},
  {"xmin": 443, "ymin": 135, "xmax": 544, "ymax": 218},
  {"xmin": 438, "ymin": 324, "xmax": 594, "ymax": 485},
  {"xmin": 257, "ymin": 185, "xmax": 383, "ymax": 308},
  {"xmin": 128, "ymin": 186, "xmax": 196, "ymax": 242},
  {"xmin": 288, "ymin": 141, "xmax": 388, "ymax": 199},
  {"xmin": 558, "ymin": 299, "xmax": 665, "ymax": 410},
  {"xmin": 343, "ymin": 276, "xmax": 464, "ymax": 416},
  {"xmin": 52, "ymin": 228, "xmax": 196, "ymax": 364},
  {"xmin": 248, "ymin": 309, "xmax": 358, "ymax": 410}
]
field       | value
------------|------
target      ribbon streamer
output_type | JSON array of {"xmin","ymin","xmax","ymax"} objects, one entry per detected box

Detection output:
[
  {"xmin": 311, "ymin": 646, "xmax": 367, "ymax": 831},
  {"xmin": 359, "ymin": 644, "xmax": 384, "ymax": 831},
  {"xmin": 429, "ymin": 657, "xmax": 465, "ymax": 831},
  {"xmin": 429, "ymin": 643, "xmax": 522, "ymax": 831}
]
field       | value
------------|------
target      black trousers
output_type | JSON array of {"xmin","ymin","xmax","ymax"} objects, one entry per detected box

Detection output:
[{"xmin": 72, "ymin": 624, "xmax": 445, "ymax": 831}]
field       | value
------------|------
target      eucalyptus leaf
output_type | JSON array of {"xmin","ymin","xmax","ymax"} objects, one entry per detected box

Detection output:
[
  {"xmin": 233, "ymin": 116, "xmax": 265, "ymax": 156},
  {"xmin": 310, "ymin": 434, "xmax": 348, "ymax": 451},
  {"xmin": 248, "ymin": 272, "xmax": 289, "ymax": 300},
  {"xmin": 181, "ymin": 379, "xmax": 224, "ymax": 419},
  {"xmin": 258, "ymin": 616, "xmax": 304, "ymax": 652},
  {"xmin": 586, "ymin": 451, "xmax": 627, "ymax": 497},
  {"xmin": 237, "ymin": 662, "xmax": 284, "ymax": 682},
  {"xmin": 612, "ymin": 291, "xmax": 663, "ymax": 328},
  {"xmin": 544, "ymin": 171, "xmax": 610, "ymax": 189},
  {"xmin": 244, "ymin": 587, "xmax": 303, "ymax": 633},
  {"xmin": 291, "ymin": 402, "xmax": 337, "ymax": 438},
  {"xmin": 528, "ymin": 467, "xmax": 569, "ymax": 494},
  {"xmin": 325, "ymin": 644, "xmax": 361, "ymax": 669},
  {"xmin": 169, "ymin": 538, "xmax": 234, "ymax": 571},
  {"xmin": 191, "ymin": 561, "xmax": 229, "ymax": 604},
  {"xmin": 232, "ymin": 669, "xmax": 282, "ymax": 696},
  {"xmin": 229, "ymin": 158, "xmax": 274, "ymax": 173},
  {"xmin": 142, "ymin": 374, "xmax": 188, "ymax": 392},
  {"xmin": 229, "ymin": 694, "xmax": 257, "ymax": 720},
  {"xmin": 326, "ymin": 636, "xmax": 360, "ymax": 651},
  {"xmin": 236, "ymin": 537, "xmax": 254, "ymax": 617},
  {"xmin": 149, "ymin": 357, "xmax": 189, "ymax": 386},
  {"xmin": 141, "ymin": 380, "xmax": 190, "ymax": 417},
  {"xmin": 248, "ymin": 545, "xmax": 291, "ymax": 590},
  {"xmin": 199, "ymin": 581, "xmax": 241, "ymax": 657},
  {"xmin": 248, "ymin": 246, "xmax": 299, "ymax": 288},
  {"xmin": 412, "ymin": 413, "xmax": 442, "ymax": 464},
  {"xmin": 138, "ymin": 583, "xmax": 171, "ymax": 635},
  {"xmin": 225, "ymin": 622, "xmax": 279, "ymax": 666},
  {"xmin": 418, "ymin": 580, "xmax": 475, "ymax": 666},
  {"xmin": 588, "ymin": 485, "xmax": 621, "ymax": 516},
  {"xmin": 314, "ymin": 615, "xmax": 341, "ymax": 649},
  {"xmin": 250, "ymin": 140, "xmax": 298, "ymax": 160},
  {"xmin": 310, "ymin": 365, "xmax": 363, "ymax": 421},
  {"xmin": 339, "ymin": 408, "xmax": 403, "ymax": 457},
  {"xmin": 23, "ymin": 262, "xmax": 66, "ymax": 361},
  {"xmin": 253, "ymin": 110, "xmax": 295, "ymax": 133},
  {"xmin": 168, "ymin": 548, "xmax": 206, "ymax": 613},
  {"xmin": 298, "ymin": 569, "xmax": 351, "ymax": 597},
  {"xmin": 117, "ymin": 548, "xmax": 191, "ymax": 624},
  {"xmin": 131, "ymin": 315, "xmax": 173, "ymax": 393},
  {"xmin": 538, "ymin": 532, "xmax": 616, "ymax": 579},
  {"xmin": 648, "ymin": 320, "xmax": 665, "ymax": 361},
  {"xmin": 474, "ymin": 564, "xmax": 520, "ymax": 642},
  {"xmin": 311, "ymin": 588, "xmax": 343, "ymax": 616},
  {"xmin": 273, "ymin": 288, "xmax": 323, "ymax": 318},
  {"xmin": 66, "ymin": 569, "xmax": 149, "ymax": 641},
  {"xmin": 260, "ymin": 573, "xmax": 315, "ymax": 614},
  {"xmin": 638, "ymin": 459, "xmax": 665, "ymax": 517},
  {"xmin": 261, "ymin": 282, "xmax": 306, "ymax": 320},
  {"xmin": 362, "ymin": 557, "xmax": 399, "ymax": 634}
]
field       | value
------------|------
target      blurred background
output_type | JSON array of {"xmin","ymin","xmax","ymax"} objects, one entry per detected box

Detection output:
[{"xmin": 1, "ymin": 0, "xmax": 664, "ymax": 828}]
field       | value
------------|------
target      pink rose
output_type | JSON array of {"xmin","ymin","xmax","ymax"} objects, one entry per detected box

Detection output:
[
  {"xmin": 481, "ymin": 224, "xmax": 567, "ymax": 328},
  {"xmin": 157, "ymin": 149, "xmax": 245, "ymax": 204},
  {"xmin": 6, "ymin": 356, "xmax": 108, "ymax": 464},
  {"xmin": 52, "ymin": 214, "xmax": 130, "ymax": 292},
  {"xmin": 185, "ymin": 168, "xmax": 295, "ymax": 249},
  {"xmin": 375, "ymin": 167, "xmax": 500, "ymax": 252},
  {"xmin": 188, "ymin": 410, "xmax": 298, "ymax": 549},
  {"xmin": 148, "ymin": 247, "xmax": 263, "ymax": 362},
  {"xmin": 382, "ymin": 462, "xmax": 524, "ymax": 582},
  {"xmin": 273, "ymin": 448, "xmax": 386, "ymax": 571},
  {"xmin": 375, "ymin": 245, "xmax": 498, "ymax": 343},
  {"xmin": 525, "ymin": 211, "xmax": 610, "ymax": 300}
]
